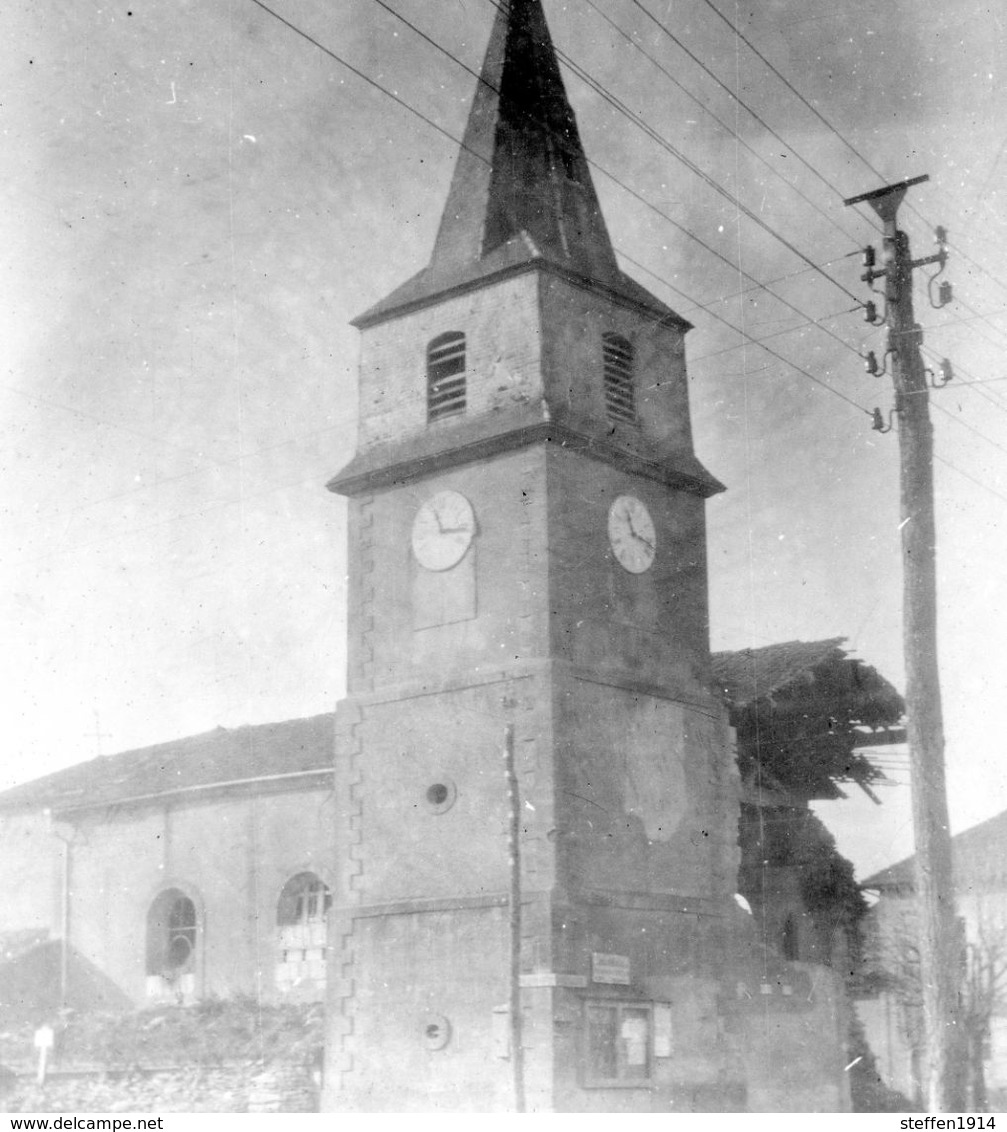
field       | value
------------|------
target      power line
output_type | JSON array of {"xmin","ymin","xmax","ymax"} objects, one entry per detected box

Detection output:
[
  {"xmin": 932, "ymin": 402, "xmax": 1007, "ymax": 461},
  {"xmin": 934, "ymin": 453, "xmax": 1007, "ymax": 507},
  {"xmin": 552, "ymin": 40, "xmax": 864, "ymax": 305},
  {"xmin": 685, "ymin": 0, "xmax": 1007, "ymax": 308},
  {"xmin": 920, "ymin": 344, "xmax": 1007, "ymax": 419},
  {"xmin": 578, "ymin": 0, "xmax": 869, "ymax": 252},
  {"xmin": 237, "ymin": 0, "xmax": 1007, "ymax": 498},
  {"xmin": 622, "ymin": 0, "xmax": 879, "ymax": 231},
  {"xmin": 621, "ymin": 247, "xmax": 857, "ymax": 316},
  {"xmin": 688, "ymin": 305, "xmax": 862, "ymax": 365},
  {"xmin": 270, "ymin": 0, "xmax": 873, "ymax": 414},
  {"xmin": 246, "ymin": 0, "xmax": 471, "ymax": 157}
]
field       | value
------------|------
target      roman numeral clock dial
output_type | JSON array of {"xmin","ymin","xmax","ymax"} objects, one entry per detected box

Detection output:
[{"xmin": 607, "ymin": 494, "xmax": 657, "ymax": 574}]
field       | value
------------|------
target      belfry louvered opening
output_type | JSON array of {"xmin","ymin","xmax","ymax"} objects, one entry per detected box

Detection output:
[
  {"xmin": 602, "ymin": 333, "xmax": 636, "ymax": 424},
  {"xmin": 427, "ymin": 332, "xmax": 467, "ymax": 422}
]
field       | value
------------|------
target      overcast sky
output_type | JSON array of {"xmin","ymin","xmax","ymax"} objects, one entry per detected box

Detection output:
[{"xmin": 3, "ymin": 0, "xmax": 1005, "ymax": 878}]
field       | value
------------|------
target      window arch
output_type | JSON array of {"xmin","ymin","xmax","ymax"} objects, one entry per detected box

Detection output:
[
  {"xmin": 276, "ymin": 872, "xmax": 331, "ymax": 993},
  {"xmin": 146, "ymin": 887, "xmax": 198, "ymax": 1000},
  {"xmin": 602, "ymin": 332, "xmax": 636, "ymax": 424},
  {"xmin": 427, "ymin": 332, "xmax": 467, "ymax": 422}
]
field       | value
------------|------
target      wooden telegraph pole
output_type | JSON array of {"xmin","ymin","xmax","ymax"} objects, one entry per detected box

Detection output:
[{"xmin": 844, "ymin": 176, "xmax": 964, "ymax": 1110}]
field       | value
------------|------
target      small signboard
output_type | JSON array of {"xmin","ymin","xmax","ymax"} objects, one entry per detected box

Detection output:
[{"xmin": 591, "ymin": 952, "xmax": 631, "ymax": 985}]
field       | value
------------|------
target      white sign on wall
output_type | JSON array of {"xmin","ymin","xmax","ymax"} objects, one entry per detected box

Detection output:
[{"xmin": 591, "ymin": 952, "xmax": 631, "ymax": 985}]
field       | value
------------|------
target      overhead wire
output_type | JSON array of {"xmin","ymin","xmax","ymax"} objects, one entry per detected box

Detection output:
[
  {"xmin": 359, "ymin": 0, "xmax": 877, "ymax": 414},
  {"xmin": 578, "ymin": 0, "xmax": 870, "ymax": 252},
  {"xmin": 684, "ymin": 0, "xmax": 1007, "ymax": 317},
  {"xmin": 622, "ymin": 0, "xmax": 881, "ymax": 233},
  {"xmin": 631, "ymin": 0, "xmax": 1007, "ymax": 439},
  {"xmin": 552, "ymin": 40, "xmax": 865, "ymax": 305},
  {"xmin": 240, "ymin": 0, "xmax": 1007, "ymax": 481},
  {"xmin": 618, "ymin": 0, "xmax": 1007, "ymax": 424},
  {"xmin": 0, "ymin": 0, "xmax": 949, "ymax": 549}
]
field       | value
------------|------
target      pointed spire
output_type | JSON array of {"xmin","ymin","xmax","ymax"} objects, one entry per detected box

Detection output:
[
  {"xmin": 431, "ymin": 0, "xmax": 618, "ymax": 279},
  {"xmin": 355, "ymin": 0, "xmax": 681, "ymax": 328}
]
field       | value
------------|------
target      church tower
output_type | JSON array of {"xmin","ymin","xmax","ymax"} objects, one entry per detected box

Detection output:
[{"xmin": 324, "ymin": 0, "xmax": 741, "ymax": 1110}]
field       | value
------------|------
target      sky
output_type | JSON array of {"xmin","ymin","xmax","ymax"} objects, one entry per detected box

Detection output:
[{"xmin": 3, "ymin": 0, "xmax": 1005, "ymax": 880}]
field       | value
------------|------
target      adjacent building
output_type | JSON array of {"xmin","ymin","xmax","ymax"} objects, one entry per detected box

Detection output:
[
  {"xmin": 0, "ymin": 715, "xmax": 335, "ymax": 1013},
  {"xmin": 858, "ymin": 810, "xmax": 1007, "ymax": 1110}
]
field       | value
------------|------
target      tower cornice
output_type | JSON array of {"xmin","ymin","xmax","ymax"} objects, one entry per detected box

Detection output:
[
  {"xmin": 327, "ymin": 414, "xmax": 724, "ymax": 499},
  {"xmin": 352, "ymin": 254, "xmax": 690, "ymax": 332}
]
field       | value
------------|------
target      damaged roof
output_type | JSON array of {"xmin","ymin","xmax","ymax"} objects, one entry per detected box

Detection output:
[
  {"xmin": 712, "ymin": 639, "xmax": 905, "ymax": 802},
  {"xmin": 0, "ymin": 714, "xmax": 334, "ymax": 815},
  {"xmin": 713, "ymin": 638, "xmax": 849, "ymax": 709}
]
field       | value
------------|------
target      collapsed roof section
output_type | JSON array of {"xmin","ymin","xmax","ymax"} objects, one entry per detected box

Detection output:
[{"xmin": 712, "ymin": 638, "xmax": 905, "ymax": 803}]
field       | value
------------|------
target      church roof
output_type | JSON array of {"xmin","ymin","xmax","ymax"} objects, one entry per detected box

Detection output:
[
  {"xmin": 0, "ymin": 714, "xmax": 334, "ymax": 815},
  {"xmin": 712, "ymin": 638, "xmax": 850, "ymax": 708},
  {"xmin": 354, "ymin": 0, "xmax": 684, "ymax": 329}
]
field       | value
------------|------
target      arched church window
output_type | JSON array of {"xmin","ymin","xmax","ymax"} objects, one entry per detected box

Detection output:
[
  {"xmin": 427, "ymin": 332, "xmax": 467, "ymax": 422},
  {"xmin": 602, "ymin": 332, "xmax": 636, "ymax": 424},
  {"xmin": 146, "ymin": 887, "xmax": 198, "ymax": 1000},
  {"xmin": 276, "ymin": 872, "xmax": 331, "ymax": 993}
]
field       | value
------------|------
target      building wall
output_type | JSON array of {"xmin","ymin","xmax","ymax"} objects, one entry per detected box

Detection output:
[
  {"xmin": 545, "ymin": 445, "xmax": 710, "ymax": 688},
  {"xmin": 56, "ymin": 782, "xmax": 335, "ymax": 1006},
  {"xmin": 345, "ymin": 445, "xmax": 550, "ymax": 695},
  {"xmin": 355, "ymin": 274, "xmax": 542, "ymax": 452},
  {"xmin": 859, "ymin": 884, "xmax": 1007, "ymax": 1106},
  {"xmin": 0, "ymin": 813, "xmax": 60, "ymax": 938},
  {"xmin": 538, "ymin": 274, "xmax": 693, "ymax": 459},
  {"xmin": 731, "ymin": 962, "xmax": 851, "ymax": 1112}
]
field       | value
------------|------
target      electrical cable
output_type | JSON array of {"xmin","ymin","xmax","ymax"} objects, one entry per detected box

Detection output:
[
  {"xmin": 577, "ymin": 0, "xmax": 869, "ymax": 252},
  {"xmin": 622, "ymin": 0, "xmax": 880, "ymax": 231},
  {"xmin": 684, "ymin": 0, "xmax": 1007, "ymax": 308},
  {"xmin": 230, "ymin": 0, "xmax": 1007, "ymax": 505}
]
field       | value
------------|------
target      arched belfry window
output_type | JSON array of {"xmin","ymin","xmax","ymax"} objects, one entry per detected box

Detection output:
[
  {"xmin": 602, "ymin": 332, "xmax": 636, "ymax": 424},
  {"xmin": 146, "ymin": 887, "xmax": 198, "ymax": 1000},
  {"xmin": 276, "ymin": 872, "xmax": 331, "ymax": 994},
  {"xmin": 427, "ymin": 332, "xmax": 467, "ymax": 422}
]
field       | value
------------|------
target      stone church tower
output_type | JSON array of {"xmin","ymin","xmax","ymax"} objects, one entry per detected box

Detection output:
[{"xmin": 323, "ymin": 0, "xmax": 741, "ymax": 1110}]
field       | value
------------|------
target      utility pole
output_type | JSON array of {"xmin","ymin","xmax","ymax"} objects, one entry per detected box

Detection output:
[
  {"xmin": 503, "ymin": 722, "xmax": 526, "ymax": 1112},
  {"xmin": 844, "ymin": 175, "xmax": 964, "ymax": 1110}
]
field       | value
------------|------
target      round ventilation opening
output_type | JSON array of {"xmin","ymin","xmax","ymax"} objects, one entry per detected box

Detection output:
[{"xmin": 425, "ymin": 779, "xmax": 456, "ymax": 814}]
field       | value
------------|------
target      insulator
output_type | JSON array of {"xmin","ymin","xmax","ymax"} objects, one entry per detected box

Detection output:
[
  {"xmin": 862, "ymin": 246, "xmax": 876, "ymax": 268},
  {"xmin": 864, "ymin": 301, "xmax": 878, "ymax": 323},
  {"xmin": 938, "ymin": 280, "xmax": 953, "ymax": 306},
  {"xmin": 864, "ymin": 351, "xmax": 879, "ymax": 376},
  {"xmin": 940, "ymin": 358, "xmax": 954, "ymax": 383},
  {"xmin": 935, "ymin": 225, "xmax": 948, "ymax": 247},
  {"xmin": 871, "ymin": 408, "xmax": 886, "ymax": 432}
]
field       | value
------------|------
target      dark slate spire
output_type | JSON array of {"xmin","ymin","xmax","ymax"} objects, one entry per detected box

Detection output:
[
  {"xmin": 355, "ymin": 0, "xmax": 682, "ymax": 328},
  {"xmin": 431, "ymin": 0, "xmax": 618, "ymax": 278}
]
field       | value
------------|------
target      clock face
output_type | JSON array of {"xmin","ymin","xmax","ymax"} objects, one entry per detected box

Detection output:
[
  {"xmin": 411, "ymin": 490, "xmax": 476, "ymax": 571},
  {"xmin": 608, "ymin": 494, "xmax": 657, "ymax": 574}
]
